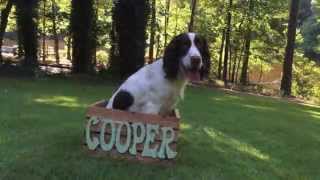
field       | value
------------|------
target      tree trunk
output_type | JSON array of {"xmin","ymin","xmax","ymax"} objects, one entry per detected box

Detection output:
[
  {"xmin": 228, "ymin": 45, "xmax": 232, "ymax": 81},
  {"xmin": 164, "ymin": 0, "xmax": 171, "ymax": 47},
  {"xmin": 217, "ymin": 29, "xmax": 225, "ymax": 79},
  {"xmin": 174, "ymin": 6, "xmax": 178, "ymax": 35},
  {"xmin": 188, "ymin": 0, "xmax": 197, "ymax": 32},
  {"xmin": 231, "ymin": 48, "xmax": 238, "ymax": 83},
  {"xmin": 235, "ymin": 54, "xmax": 241, "ymax": 83},
  {"xmin": 155, "ymin": 34, "xmax": 160, "ymax": 59},
  {"xmin": 240, "ymin": 33, "xmax": 251, "ymax": 85},
  {"xmin": 42, "ymin": 0, "xmax": 46, "ymax": 63},
  {"xmin": 148, "ymin": 0, "xmax": 156, "ymax": 64},
  {"xmin": 92, "ymin": 0, "xmax": 99, "ymax": 67},
  {"xmin": 281, "ymin": 0, "xmax": 300, "ymax": 96},
  {"xmin": 259, "ymin": 61, "xmax": 263, "ymax": 83},
  {"xmin": 108, "ymin": 7, "xmax": 121, "ymax": 72},
  {"xmin": 16, "ymin": 16, "xmax": 24, "ymax": 58},
  {"xmin": 223, "ymin": 0, "xmax": 232, "ymax": 86},
  {"xmin": 16, "ymin": 0, "xmax": 39, "ymax": 70},
  {"xmin": 67, "ymin": 32, "xmax": 71, "ymax": 61},
  {"xmin": 0, "ymin": 0, "xmax": 14, "ymax": 64},
  {"xmin": 51, "ymin": 0, "xmax": 60, "ymax": 64},
  {"xmin": 235, "ymin": 44, "xmax": 244, "ymax": 83},
  {"xmin": 109, "ymin": 0, "xmax": 150, "ymax": 78},
  {"xmin": 71, "ymin": 0, "xmax": 95, "ymax": 74},
  {"xmin": 240, "ymin": 0, "xmax": 254, "ymax": 85}
]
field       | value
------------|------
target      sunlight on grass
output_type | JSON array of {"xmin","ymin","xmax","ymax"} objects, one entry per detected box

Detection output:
[
  {"xmin": 34, "ymin": 96, "xmax": 85, "ymax": 108},
  {"xmin": 180, "ymin": 123, "xmax": 192, "ymax": 130},
  {"xmin": 305, "ymin": 110, "xmax": 320, "ymax": 116},
  {"xmin": 301, "ymin": 103, "xmax": 320, "ymax": 109},
  {"xmin": 304, "ymin": 110, "xmax": 320, "ymax": 120},
  {"xmin": 204, "ymin": 127, "xmax": 270, "ymax": 161},
  {"xmin": 311, "ymin": 114, "xmax": 320, "ymax": 120},
  {"xmin": 211, "ymin": 95, "xmax": 243, "ymax": 102},
  {"xmin": 241, "ymin": 104, "xmax": 275, "ymax": 111},
  {"xmin": 211, "ymin": 97, "xmax": 224, "ymax": 101}
]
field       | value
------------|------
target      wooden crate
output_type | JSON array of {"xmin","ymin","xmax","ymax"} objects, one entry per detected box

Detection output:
[{"xmin": 84, "ymin": 100, "xmax": 180, "ymax": 164}]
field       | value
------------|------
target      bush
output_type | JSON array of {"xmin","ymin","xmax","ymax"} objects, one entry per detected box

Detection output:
[
  {"xmin": 292, "ymin": 54, "xmax": 320, "ymax": 101},
  {"xmin": 96, "ymin": 50, "xmax": 109, "ymax": 67}
]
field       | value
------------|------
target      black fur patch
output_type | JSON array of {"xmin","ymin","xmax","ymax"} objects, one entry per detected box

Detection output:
[
  {"xmin": 112, "ymin": 90, "xmax": 134, "ymax": 110},
  {"xmin": 163, "ymin": 33, "xmax": 191, "ymax": 80},
  {"xmin": 194, "ymin": 34, "xmax": 211, "ymax": 80}
]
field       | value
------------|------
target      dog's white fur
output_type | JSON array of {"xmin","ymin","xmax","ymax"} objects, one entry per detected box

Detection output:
[
  {"xmin": 106, "ymin": 33, "xmax": 203, "ymax": 115},
  {"xmin": 181, "ymin": 33, "xmax": 203, "ymax": 69}
]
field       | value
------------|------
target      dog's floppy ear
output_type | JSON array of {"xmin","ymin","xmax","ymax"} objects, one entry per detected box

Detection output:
[
  {"xmin": 163, "ymin": 36, "xmax": 180, "ymax": 80},
  {"xmin": 199, "ymin": 36, "xmax": 211, "ymax": 80}
]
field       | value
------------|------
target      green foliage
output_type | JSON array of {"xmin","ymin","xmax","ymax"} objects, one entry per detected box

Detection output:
[
  {"xmin": 96, "ymin": 50, "xmax": 108, "ymax": 66},
  {"xmin": 292, "ymin": 52, "xmax": 320, "ymax": 100},
  {"xmin": 0, "ymin": 0, "xmax": 319, "ymax": 99},
  {"xmin": 300, "ymin": 16, "xmax": 320, "ymax": 59}
]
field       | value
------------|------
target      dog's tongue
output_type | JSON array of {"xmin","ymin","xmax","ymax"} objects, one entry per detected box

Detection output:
[{"xmin": 186, "ymin": 71, "xmax": 201, "ymax": 82}]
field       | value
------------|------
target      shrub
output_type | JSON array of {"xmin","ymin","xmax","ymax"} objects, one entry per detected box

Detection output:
[{"xmin": 292, "ymin": 54, "xmax": 320, "ymax": 101}]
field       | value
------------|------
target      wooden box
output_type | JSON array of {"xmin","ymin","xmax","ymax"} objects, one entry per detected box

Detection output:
[{"xmin": 84, "ymin": 100, "xmax": 180, "ymax": 164}]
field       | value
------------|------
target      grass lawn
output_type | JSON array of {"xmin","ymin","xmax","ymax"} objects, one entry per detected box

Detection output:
[{"xmin": 0, "ymin": 77, "xmax": 319, "ymax": 180}]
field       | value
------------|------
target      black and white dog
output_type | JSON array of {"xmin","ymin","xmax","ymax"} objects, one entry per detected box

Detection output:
[{"xmin": 106, "ymin": 32, "xmax": 211, "ymax": 116}]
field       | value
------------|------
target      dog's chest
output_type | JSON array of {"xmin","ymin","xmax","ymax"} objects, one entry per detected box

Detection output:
[{"xmin": 148, "ymin": 82, "xmax": 182, "ymax": 113}]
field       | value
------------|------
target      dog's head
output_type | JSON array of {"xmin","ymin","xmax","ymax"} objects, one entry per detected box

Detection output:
[{"xmin": 163, "ymin": 32, "xmax": 211, "ymax": 82}]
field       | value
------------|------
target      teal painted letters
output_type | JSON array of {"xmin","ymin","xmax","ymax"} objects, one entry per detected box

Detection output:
[
  {"xmin": 142, "ymin": 124, "xmax": 159, "ymax": 158},
  {"xmin": 100, "ymin": 119, "xmax": 116, "ymax": 151},
  {"xmin": 86, "ymin": 117, "xmax": 99, "ymax": 150},
  {"xmin": 115, "ymin": 121, "xmax": 131, "ymax": 153},
  {"xmin": 158, "ymin": 127, "xmax": 177, "ymax": 159},
  {"xmin": 129, "ymin": 122, "xmax": 146, "ymax": 155}
]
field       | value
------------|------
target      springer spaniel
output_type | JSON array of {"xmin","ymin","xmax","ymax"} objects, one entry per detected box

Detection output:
[{"xmin": 106, "ymin": 32, "xmax": 211, "ymax": 116}]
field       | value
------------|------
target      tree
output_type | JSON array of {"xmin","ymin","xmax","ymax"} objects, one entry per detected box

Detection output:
[
  {"xmin": 188, "ymin": 0, "xmax": 197, "ymax": 32},
  {"xmin": 217, "ymin": 30, "xmax": 225, "ymax": 79},
  {"xmin": 16, "ymin": 0, "xmax": 39, "ymax": 70},
  {"xmin": 108, "ymin": 5, "xmax": 120, "ymax": 73},
  {"xmin": 51, "ymin": 0, "xmax": 60, "ymax": 64},
  {"xmin": 223, "ymin": 0, "xmax": 232, "ymax": 85},
  {"xmin": 41, "ymin": 0, "xmax": 47, "ymax": 63},
  {"xmin": 148, "ymin": 0, "xmax": 156, "ymax": 63},
  {"xmin": 164, "ymin": 0, "xmax": 171, "ymax": 47},
  {"xmin": 0, "ymin": 0, "xmax": 14, "ymax": 64},
  {"xmin": 231, "ymin": 47, "xmax": 238, "ymax": 82},
  {"xmin": 281, "ymin": 0, "xmax": 300, "ymax": 96},
  {"xmin": 70, "ymin": 0, "xmax": 95, "ymax": 73},
  {"xmin": 109, "ymin": 0, "xmax": 150, "ymax": 78},
  {"xmin": 240, "ymin": 0, "xmax": 254, "ymax": 85}
]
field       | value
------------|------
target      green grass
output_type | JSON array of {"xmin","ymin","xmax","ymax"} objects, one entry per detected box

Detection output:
[{"xmin": 0, "ymin": 77, "xmax": 319, "ymax": 180}]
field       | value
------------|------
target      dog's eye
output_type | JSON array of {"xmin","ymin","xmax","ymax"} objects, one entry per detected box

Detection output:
[
  {"xmin": 182, "ymin": 41, "xmax": 190, "ymax": 49},
  {"xmin": 194, "ymin": 39, "xmax": 202, "ymax": 48}
]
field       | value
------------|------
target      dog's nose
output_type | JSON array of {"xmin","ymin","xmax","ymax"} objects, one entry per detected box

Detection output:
[{"xmin": 191, "ymin": 56, "xmax": 201, "ymax": 67}]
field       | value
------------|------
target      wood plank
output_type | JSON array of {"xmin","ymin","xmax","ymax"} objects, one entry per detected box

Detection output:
[
  {"xmin": 88, "ymin": 100, "xmax": 180, "ymax": 120},
  {"xmin": 86, "ymin": 107, "xmax": 179, "ymax": 129},
  {"xmin": 85, "ymin": 148, "xmax": 176, "ymax": 166}
]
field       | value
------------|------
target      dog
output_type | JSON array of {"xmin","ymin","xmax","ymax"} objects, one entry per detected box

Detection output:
[{"xmin": 106, "ymin": 32, "xmax": 211, "ymax": 116}]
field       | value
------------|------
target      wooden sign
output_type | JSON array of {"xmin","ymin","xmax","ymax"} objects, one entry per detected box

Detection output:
[{"xmin": 84, "ymin": 100, "xmax": 180, "ymax": 164}]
